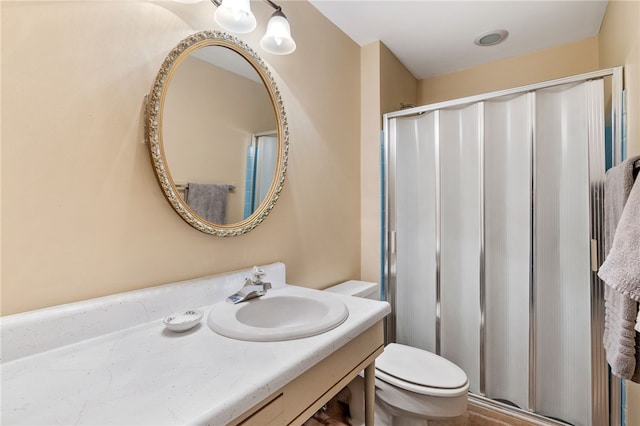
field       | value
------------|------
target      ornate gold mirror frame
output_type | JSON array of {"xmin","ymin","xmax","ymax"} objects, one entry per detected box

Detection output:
[{"xmin": 145, "ymin": 31, "xmax": 289, "ymax": 237}]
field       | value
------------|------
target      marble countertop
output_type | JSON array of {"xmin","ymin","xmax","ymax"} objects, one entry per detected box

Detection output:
[{"xmin": 1, "ymin": 280, "xmax": 390, "ymax": 425}]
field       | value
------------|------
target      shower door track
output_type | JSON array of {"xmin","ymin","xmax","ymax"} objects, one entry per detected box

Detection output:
[
  {"xmin": 469, "ymin": 394, "xmax": 573, "ymax": 426},
  {"xmin": 383, "ymin": 67, "xmax": 623, "ymax": 426}
]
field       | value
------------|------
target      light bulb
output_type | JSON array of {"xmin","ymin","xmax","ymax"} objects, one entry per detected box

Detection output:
[{"xmin": 260, "ymin": 10, "xmax": 296, "ymax": 55}]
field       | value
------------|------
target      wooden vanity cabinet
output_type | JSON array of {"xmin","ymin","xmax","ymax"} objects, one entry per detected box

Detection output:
[{"xmin": 230, "ymin": 321, "xmax": 384, "ymax": 426}]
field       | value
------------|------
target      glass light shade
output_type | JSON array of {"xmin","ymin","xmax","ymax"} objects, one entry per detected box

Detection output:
[
  {"xmin": 214, "ymin": 0, "xmax": 256, "ymax": 34},
  {"xmin": 260, "ymin": 11, "xmax": 296, "ymax": 55}
]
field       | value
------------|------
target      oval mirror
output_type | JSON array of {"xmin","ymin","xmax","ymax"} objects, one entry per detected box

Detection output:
[{"xmin": 146, "ymin": 31, "xmax": 289, "ymax": 237}]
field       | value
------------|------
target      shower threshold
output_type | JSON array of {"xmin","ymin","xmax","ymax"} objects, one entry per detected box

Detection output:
[{"xmin": 469, "ymin": 394, "xmax": 574, "ymax": 426}]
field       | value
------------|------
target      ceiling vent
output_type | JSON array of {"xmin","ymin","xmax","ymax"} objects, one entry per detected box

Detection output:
[{"xmin": 474, "ymin": 30, "xmax": 509, "ymax": 46}]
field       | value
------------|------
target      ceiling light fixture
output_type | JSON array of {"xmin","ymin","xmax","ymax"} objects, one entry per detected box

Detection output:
[
  {"xmin": 210, "ymin": 0, "xmax": 296, "ymax": 55},
  {"xmin": 474, "ymin": 30, "xmax": 509, "ymax": 47}
]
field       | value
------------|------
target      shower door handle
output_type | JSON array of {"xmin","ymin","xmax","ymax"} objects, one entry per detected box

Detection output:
[{"xmin": 390, "ymin": 231, "xmax": 397, "ymax": 254}]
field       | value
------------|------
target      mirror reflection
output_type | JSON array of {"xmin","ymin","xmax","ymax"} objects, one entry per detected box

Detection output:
[
  {"xmin": 163, "ymin": 45, "xmax": 278, "ymax": 225},
  {"xmin": 146, "ymin": 31, "xmax": 289, "ymax": 237}
]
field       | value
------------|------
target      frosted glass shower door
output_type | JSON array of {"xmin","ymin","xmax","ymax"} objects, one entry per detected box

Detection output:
[
  {"xmin": 439, "ymin": 104, "xmax": 481, "ymax": 394},
  {"xmin": 393, "ymin": 113, "xmax": 437, "ymax": 352},
  {"xmin": 534, "ymin": 81, "xmax": 599, "ymax": 426},
  {"xmin": 484, "ymin": 94, "xmax": 532, "ymax": 409}
]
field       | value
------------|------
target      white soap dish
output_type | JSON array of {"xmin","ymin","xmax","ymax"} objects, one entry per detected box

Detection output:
[{"xmin": 163, "ymin": 310, "xmax": 203, "ymax": 332}]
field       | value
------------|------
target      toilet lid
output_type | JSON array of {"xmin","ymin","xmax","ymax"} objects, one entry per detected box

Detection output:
[{"xmin": 376, "ymin": 343, "xmax": 468, "ymax": 389}]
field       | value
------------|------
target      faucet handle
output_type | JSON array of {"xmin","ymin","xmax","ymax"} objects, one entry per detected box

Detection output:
[{"xmin": 251, "ymin": 266, "xmax": 266, "ymax": 283}]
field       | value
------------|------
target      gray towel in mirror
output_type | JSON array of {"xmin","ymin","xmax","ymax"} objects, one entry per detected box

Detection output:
[{"xmin": 184, "ymin": 183, "xmax": 230, "ymax": 224}]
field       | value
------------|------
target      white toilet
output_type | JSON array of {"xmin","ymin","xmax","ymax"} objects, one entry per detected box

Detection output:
[{"xmin": 325, "ymin": 281, "xmax": 469, "ymax": 426}]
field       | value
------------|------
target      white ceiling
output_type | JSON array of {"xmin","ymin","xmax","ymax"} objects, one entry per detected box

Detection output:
[{"xmin": 308, "ymin": 0, "xmax": 608, "ymax": 79}]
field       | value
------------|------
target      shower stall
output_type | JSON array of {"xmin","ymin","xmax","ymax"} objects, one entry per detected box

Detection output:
[{"xmin": 383, "ymin": 68, "xmax": 623, "ymax": 426}]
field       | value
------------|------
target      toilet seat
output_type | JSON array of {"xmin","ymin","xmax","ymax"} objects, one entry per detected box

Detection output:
[{"xmin": 375, "ymin": 343, "xmax": 469, "ymax": 397}]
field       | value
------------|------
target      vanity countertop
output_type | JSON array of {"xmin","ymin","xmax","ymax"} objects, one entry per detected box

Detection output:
[{"xmin": 1, "ymin": 276, "xmax": 390, "ymax": 425}]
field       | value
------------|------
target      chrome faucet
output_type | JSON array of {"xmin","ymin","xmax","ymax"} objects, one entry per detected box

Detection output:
[{"xmin": 226, "ymin": 267, "xmax": 272, "ymax": 304}]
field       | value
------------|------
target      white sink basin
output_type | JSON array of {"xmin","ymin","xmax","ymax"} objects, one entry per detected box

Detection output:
[{"xmin": 207, "ymin": 286, "xmax": 349, "ymax": 341}]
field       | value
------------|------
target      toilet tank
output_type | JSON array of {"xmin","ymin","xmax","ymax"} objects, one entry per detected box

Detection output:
[{"xmin": 324, "ymin": 280, "xmax": 379, "ymax": 300}]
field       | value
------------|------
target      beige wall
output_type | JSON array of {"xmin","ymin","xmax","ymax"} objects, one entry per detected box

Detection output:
[
  {"xmin": 360, "ymin": 42, "xmax": 382, "ymax": 286},
  {"xmin": 1, "ymin": 0, "xmax": 362, "ymax": 315},
  {"xmin": 598, "ymin": 0, "xmax": 640, "ymax": 421},
  {"xmin": 418, "ymin": 37, "xmax": 600, "ymax": 105},
  {"xmin": 360, "ymin": 41, "xmax": 417, "ymax": 285},
  {"xmin": 380, "ymin": 43, "xmax": 418, "ymax": 117}
]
